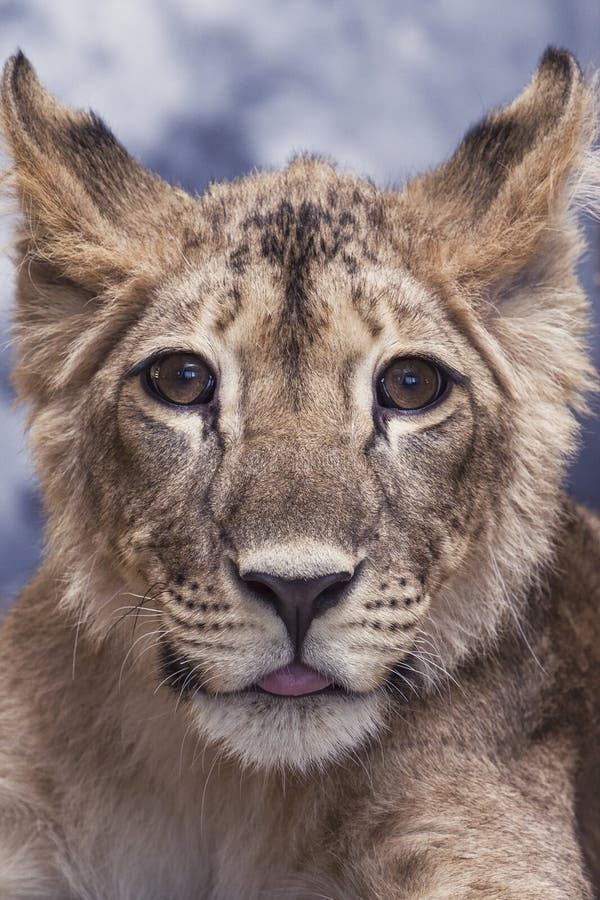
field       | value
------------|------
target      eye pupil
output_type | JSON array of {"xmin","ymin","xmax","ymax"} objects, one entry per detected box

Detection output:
[
  {"xmin": 146, "ymin": 353, "xmax": 215, "ymax": 406},
  {"xmin": 378, "ymin": 358, "xmax": 447, "ymax": 412}
]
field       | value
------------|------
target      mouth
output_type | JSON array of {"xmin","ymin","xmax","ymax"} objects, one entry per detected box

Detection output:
[
  {"xmin": 253, "ymin": 662, "xmax": 338, "ymax": 698},
  {"xmin": 160, "ymin": 637, "xmax": 349, "ymax": 700}
]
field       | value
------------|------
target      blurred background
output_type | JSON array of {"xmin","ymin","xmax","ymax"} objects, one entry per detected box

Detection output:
[{"xmin": 0, "ymin": 0, "xmax": 599, "ymax": 606}]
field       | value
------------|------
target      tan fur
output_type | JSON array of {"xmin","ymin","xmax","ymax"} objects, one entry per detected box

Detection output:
[{"xmin": 0, "ymin": 48, "xmax": 598, "ymax": 898}]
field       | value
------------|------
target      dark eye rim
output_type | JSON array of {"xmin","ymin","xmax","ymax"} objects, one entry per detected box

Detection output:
[
  {"xmin": 374, "ymin": 355, "xmax": 458, "ymax": 415},
  {"xmin": 140, "ymin": 351, "xmax": 217, "ymax": 408}
]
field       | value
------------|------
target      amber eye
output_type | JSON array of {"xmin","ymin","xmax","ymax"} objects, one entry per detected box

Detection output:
[
  {"xmin": 377, "ymin": 357, "xmax": 447, "ymax": 412},
  {"xmin": 145, "ymin": 353, "xmax": 215, "ymax": 406}
]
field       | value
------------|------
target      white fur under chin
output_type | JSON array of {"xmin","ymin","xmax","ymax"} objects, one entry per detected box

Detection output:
[{"xmin": 189, "ymin": 690, "xmax": 387, "ymax": 772}]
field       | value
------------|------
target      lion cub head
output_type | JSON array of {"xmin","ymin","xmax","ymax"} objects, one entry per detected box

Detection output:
[{"xmin": 1, "ymin": 50, "xmax": 597, "ymax": 770}]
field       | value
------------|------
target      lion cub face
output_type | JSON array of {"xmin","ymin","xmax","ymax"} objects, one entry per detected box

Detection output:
[
  {"xmin": 2, "ymin": 50, "xmax": 594, "ymax": 769},
  {"xmin": 107, "ymin": 222, "xmax": 484, "ymax": 768}
]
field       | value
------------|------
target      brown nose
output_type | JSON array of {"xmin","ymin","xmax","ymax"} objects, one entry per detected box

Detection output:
[{"xmin": 241, "ymin": 569, "xmax": 354, "ymax": 652}]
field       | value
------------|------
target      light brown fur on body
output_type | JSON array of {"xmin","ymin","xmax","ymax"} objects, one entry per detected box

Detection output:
[{"xmin": 0, "ymin": 48, "xmax": 598, "ymax": 899}]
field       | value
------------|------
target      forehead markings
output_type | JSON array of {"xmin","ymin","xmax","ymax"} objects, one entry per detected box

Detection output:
[
  {"xmin": 349, "ymin": 282, "xmax": 385, "ymax": 338},
  {"xmin": 212, "ymin": 283, "xmax": 243, "ymax": 336},
  {"xmin": 236, "ymin": 199, "xmax": 373, "ymax": 399}
]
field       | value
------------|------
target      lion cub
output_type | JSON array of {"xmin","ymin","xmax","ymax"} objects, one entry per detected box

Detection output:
[{"xmin": 0, "ymin": 47, "xmax": 598, "ymax": 899}]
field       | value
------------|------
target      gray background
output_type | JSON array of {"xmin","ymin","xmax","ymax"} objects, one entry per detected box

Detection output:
[{"xmin": 1, "ymin": 0, "xmax": 599, "ymax": 605}]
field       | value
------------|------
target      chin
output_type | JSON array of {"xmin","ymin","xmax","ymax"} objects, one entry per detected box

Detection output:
[{"xmin": 188, "ymin": 690, "xmax": 387, "ymax": 773}]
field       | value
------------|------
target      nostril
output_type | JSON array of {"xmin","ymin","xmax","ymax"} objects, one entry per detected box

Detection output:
[
  {"xmin": 242, "ymin": 579, "xmax": 280, "ymax": 606},
  {"xmin": 313, "ymin": 572, "xmax": 353, "ymax": 615}
]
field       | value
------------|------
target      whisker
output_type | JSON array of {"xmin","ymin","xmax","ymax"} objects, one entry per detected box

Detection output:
[{"xmin": 118, "ymin": 629, "xmax": 169, "ymax": 690}]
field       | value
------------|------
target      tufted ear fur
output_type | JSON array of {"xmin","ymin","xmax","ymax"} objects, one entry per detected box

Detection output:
[
  {"xmin": 405, "ymin": 48, "xmax": 599, "ymax": 295},
  {"xmin": 398, "ymin": 47, "xmax": 599, "ymax": 416},
  {"xmin": 0, "ymin": 51, "xmax": 194, "ymax": 402}
]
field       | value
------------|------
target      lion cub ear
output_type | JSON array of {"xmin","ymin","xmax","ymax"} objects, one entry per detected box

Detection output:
[
  {"xmin": 1, "ymin": 51, "xmax": 191, "ymax": 293},
  {"xmin": 407, "ymin": 47, "xmax": 597, "ymax": 294},
  {"xmin": 1, "ymin": 53, "xmax": 197, "ymax": 402}
]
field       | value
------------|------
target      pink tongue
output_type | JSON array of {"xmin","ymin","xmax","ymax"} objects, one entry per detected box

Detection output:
[{"xmin": 257, "ymin": 663, "xmax": 332, "ymax": 697}]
